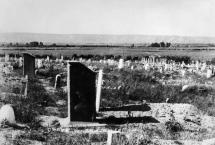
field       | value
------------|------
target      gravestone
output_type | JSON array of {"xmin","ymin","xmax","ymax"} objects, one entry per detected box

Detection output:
[
  {"xmin": 181, "ymin": 69, "xmax": 186, "ymax": 77},
  {"xmin": 24, "ymin": 75, "xmax": 28, "ymax": 96},
  {"xmin": 164, "ymin": 63, "xmax": 168, "ymax": 71},
  {"xmin": 196, "ymin": 60, "xmax": 199, "ymax": 70},
  {"xmin": 54, "ymin": 74, "xmax": 61, "ymax": 89},
  {"xmin": 0, "ymin": 104, "xmax": 15, "ymax": 124},
  {"xmin": 159, "ymin": 67, "xmax": 163, "ymax": 73},
  {"xmin": 37, "ymin": 59, "xmax": 43, "ymax": 68},
  {"xmin": 23, "ymin": 53, "xmax": 35, "ymax": 78},
  {"xmin": 96, "ymin": 69, "xmax": 103, "ymax": 113},
  {"xmin": 5, "ymin": 54, "xmax": 9, "ymax": 62},
  {"xmin": 144, "ymin": 63, "xmax": 149, "ymax": 70},
  {"xmin": 131, "ymin": 65, "xmax": 134, "ymax": 70},
  {"xmin": 67, "ymin": 61, "xmax": 97, "ymax": 121},
  {"xmin": 151, "ymin": 56, "xmax": 155, "ymax": 65},
  {"xmin": 18, "ymin": 57, "xmax": 23, "ymax": 67},
  {"xmin": 59, "ymin": 55, "xmax": 64, "ymax": 62},
  {"xmin": 207, "ymin": 69, "xmax": 212, "ymax": 78},
  {"xmin": 118, "ymin": 59, "xmax": 124, "ymax": 69},
  {"xmin": 46, "ymin": 56, "xmax": 50, "ymax": 62}
]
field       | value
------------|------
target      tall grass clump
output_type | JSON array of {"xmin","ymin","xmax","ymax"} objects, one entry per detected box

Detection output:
[{"xmin": 101, "ymin": 69, "xmax": 215, "ymax": 116}]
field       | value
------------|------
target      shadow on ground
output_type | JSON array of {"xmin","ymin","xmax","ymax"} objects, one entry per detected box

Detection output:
[
  {"xmin": 96, "ymin": 116, "xmax": 159, "ymax": 124},
  {"xmin": 100, "ymin": 104, "xmax": 151, "ymax": 111}
]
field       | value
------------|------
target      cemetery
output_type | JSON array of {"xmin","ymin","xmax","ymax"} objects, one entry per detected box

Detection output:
[{"xmin": 1, "ymin": 53, "xmax": 215, "ymax": 144}]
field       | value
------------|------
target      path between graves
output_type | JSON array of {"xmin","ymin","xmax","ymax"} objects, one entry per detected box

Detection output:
[{"xmin": 38, "ymin": 78, "xmax": 66, "ymax": 117}]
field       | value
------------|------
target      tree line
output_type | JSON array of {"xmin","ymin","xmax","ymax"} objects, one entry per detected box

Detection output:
[
  {"xmin": 149, "ymin": 42, "xmax": 171, "ymax": 47},
  {"xmin": 0, "ymin": 41, "xmax": 172, "ymax": 48}
]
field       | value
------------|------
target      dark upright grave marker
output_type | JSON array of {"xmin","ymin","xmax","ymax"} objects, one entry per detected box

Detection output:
[
  {"xmin": 23, "ymin": 53, "xmax": 35, "ymax": 78},
  {"xmin": 67, "ymin": 61, "xmax": 96, "ymax": 121}
]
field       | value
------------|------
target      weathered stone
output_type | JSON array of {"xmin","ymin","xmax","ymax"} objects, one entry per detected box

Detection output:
[
  {"xmin": 54, "ymin": 74, "xmax": 61, "ymax": 89},
  {"xmin": 96, "ymin": 69, "xmax": 103, "ymax": 113},
  {"xmin": 0, "ymin": 104, "xmax": 15, "ymax": 124},
  {"xmin": 118, "ymin": 59, "xmax": 124, "ymax": 69}
]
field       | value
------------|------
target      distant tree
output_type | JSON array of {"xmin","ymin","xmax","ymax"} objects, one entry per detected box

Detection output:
[
  {"xmin": 52, "ymin": 43, "xmax": 57, "ymax": 47},
  {"xmin": 15, "ymin": 42, "xmax": 19, "ymax": 47},
  {"xmin": 29, "ymin": 41, "xmax": 39, "ymax": 47},
  {"xmin": 160, "ymin": 42, "xmax": 165, "ymax": 47},
  {"xmin": 8, "ymin": 43, "xmax": 13, "ymax": 46},
  {"xmin": 39, "ymin": 42, "xmax": 44, "ymax": 46},
  {"xmin": 150, "ymin": 42, "xmax": 160, "ymax": 47},
  {"xmin": 166, "ymin": 42, "xmax": 171, "ymax": 47}
]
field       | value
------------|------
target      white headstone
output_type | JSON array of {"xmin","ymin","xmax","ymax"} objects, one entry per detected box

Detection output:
[
  {"xmin": 181, "ymin": 69, "xmax": 186, "ymax": 77},
  {"xmin": 46, "ymin": 56, "xmax": 50, "ymax": 62},
  {"xmin": 24, "ymin": 75, "xmax": 28, "ymax": 96},
  {"xmin": 61, "ymin": 55, "xmax": 64, "ymax": 61},
  {"xmin": 159, "ymin": 67, "xmax": 163, "ymax": 73},
  {"xmin": 207, "ymin": 69, "xmax": 212, "ymax": 78},
  {"xmin": 131, "ymin": 65, "xmax": 134, "ymax": 70},
  {"xmin": 144, "ymin": 63, "xmax": 149, "ymax": 70},
  {"xmin": 5, "ymin": 54, "xmax": 9, "ymax": 62},
  {"xmin": 0, "ymin": 104, "xmax": 16, "ymax": 124},
  {"xmin": 196, "ymin": 60, "xmax": 199, "ymax": 70},
  {"xmin": 18, "ymin": 57, "xmax": 23, "ymax": 67},
  {"xmin": 164, "ymin": 63, "xmax": 168, "ymax": 71},
  {"xmin": 118, "ymin": 59, "xmax": 124, "ymax": 69},
  {"xmin": 96, "ymin": 69, "xmax": 103, "ymax": 112},
  {"xmin": 107, "ymin": 131, "xmax": 120, "ymax": 145},
  {"xmin": 54, "ymin": 74, "xmax": 61, "ymax": 89},
  {"xmin": 201, "ymin": 63, "xmax": 206, "ymax": 71},
  {"xmin": 37, "ymin": 59, "xmax": 43, "ymax": 68},
  {"xmin": 152, "ymin": 56, "xmax": 155, "ymax": 65},
  {"xmin": 181, "ymin": 61, "xmax": 185, "ymax": 68},
  {"xmin": 126, "ymin": 60, "xmax": 131, "ymax": 67},
  {"xmin": 181, "ymin": 85, "xmax": 189, "ymax": 92}
]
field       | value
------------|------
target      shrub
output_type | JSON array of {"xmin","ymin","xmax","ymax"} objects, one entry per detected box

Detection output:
[{"xmin": 165, "ymin": 121, "xmax": 183, "ymax": 133}]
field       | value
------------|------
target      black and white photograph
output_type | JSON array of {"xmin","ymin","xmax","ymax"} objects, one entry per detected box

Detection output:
[{"xmin": 0, "ymin": 0, "xmax": 215, "ymax": 144}]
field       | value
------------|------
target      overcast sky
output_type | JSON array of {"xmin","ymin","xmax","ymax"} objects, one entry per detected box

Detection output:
[{"xmin": 0, "ymin": 0, "xmax": 215, "ymax": 36}]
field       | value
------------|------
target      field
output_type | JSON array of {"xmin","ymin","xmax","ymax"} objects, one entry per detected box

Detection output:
[
  {"xmin": 1, "ymin": 46, "xmax": 215, "ymax": 144},
  {"xmin": 1, "ymin": 46, "xmax": 215, "ymax": 61}
]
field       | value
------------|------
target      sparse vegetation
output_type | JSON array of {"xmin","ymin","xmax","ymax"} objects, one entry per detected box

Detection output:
[{"xmin": 1, "ymin": 52, "xmax": 215, "ymax": 145}]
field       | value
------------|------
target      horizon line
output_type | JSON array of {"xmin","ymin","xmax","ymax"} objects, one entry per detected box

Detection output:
[{"xmin": 1, "ymin": 32, "xmax": 215, "ymax": 38}]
